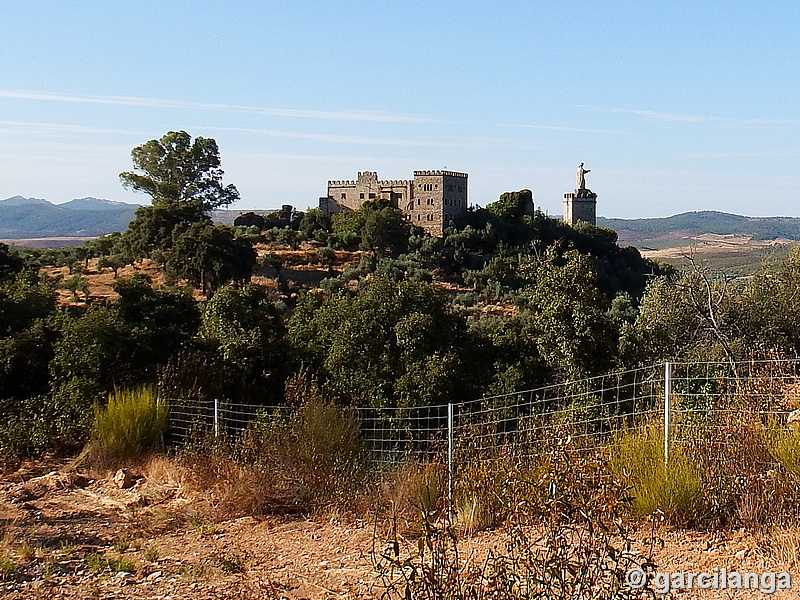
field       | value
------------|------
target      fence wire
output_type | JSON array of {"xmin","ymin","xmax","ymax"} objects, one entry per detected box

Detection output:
[
  {"xmin": 668, "ymin": 360, "xmax": 798, "ymax": 457},
  {"xmin": 165, "ymin": 359, "xmax": 800, "ymax": 475}
]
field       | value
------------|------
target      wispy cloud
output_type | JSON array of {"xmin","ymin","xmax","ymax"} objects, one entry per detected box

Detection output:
[
  {"xmin": 580, "ymin": 106, "xmax": 722, "ymax": 123},
  {"xmin": 0, "ymin": 89, "xmax": 436, "ymax": 124},
  {"xmin": 494, "ymin": 121, "xmax": 618, "ymax": 134},
  {"xmin": 686, "ymin": 148, "xmax": 800, "ymax": 159},
  {"xmin": 581, "ymin": 105, "xmax": 800, "ymax": 127},
  {"xmin": 0, "ymin": 120, "xmax": 143, "ymax": 136},
  {"xmin": 195, "ymin": 125, "xmax": 552, "ymax": 150}
]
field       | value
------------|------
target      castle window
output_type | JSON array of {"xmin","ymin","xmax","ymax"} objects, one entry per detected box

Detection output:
[
  {"xmin": 417, "ymin": 199, "xmax": 420, "ymax": 206},
  {"xmin": 341, "ymin": 193, "xmax": 346, "ymax": 200},
  {"xmin": 417, "ymin": 214, "xmax": 421, "ymax": 220},
  {"xmin": 369, "ymin": 193, "xmax": 376, "ymax": 199},
  {"xmin": 359, "ymin": 193, "xmax": 365, "ymax": 199}
]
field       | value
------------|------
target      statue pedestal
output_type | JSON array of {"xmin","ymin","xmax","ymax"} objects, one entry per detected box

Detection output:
[{"xmin": 563, "ymin": 188, "xmax": 597, "ymax": 226}]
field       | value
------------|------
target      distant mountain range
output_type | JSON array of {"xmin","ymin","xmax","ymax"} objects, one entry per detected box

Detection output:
[
  {"xmin": 3, "ymin": 197, "xmax": 800, "ymax": 246},
  {"xmin": 597, "ymin": 211, "xmax": 800, "ymax": 243},
  {"xmin": 0, "ymin": 196, "xmax": 140, "ymax": 238}
]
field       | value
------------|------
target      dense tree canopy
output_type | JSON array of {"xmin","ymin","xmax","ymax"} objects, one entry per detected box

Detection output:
[
  {"xmin": 288, "ymin": 276, "xmax": 481, "ymax": 408},
  {"xmin": 121, "ymin": 131, "xmax": 240, "ymax": 259},
  {"xmin": 120, "ymin": 130, "xmax": 239, "ymax": 213},
  {"xmin": 166, "ymin": 223, "xmax": 256, "ymax": 298}
]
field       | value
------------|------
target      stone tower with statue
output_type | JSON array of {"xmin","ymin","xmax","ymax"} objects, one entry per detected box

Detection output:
[{"xmin": 563, "ymin": 162, "xmax": 597, "ymax": 226}]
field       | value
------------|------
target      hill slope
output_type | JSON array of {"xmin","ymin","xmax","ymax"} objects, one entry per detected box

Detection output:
[
  {"xmin": 597, "ymin": 211, "xmax": 800, "ymax": 242},
  {"xmin": 0, "ymin": 196, "xmax": 139, "ymax": 238}
]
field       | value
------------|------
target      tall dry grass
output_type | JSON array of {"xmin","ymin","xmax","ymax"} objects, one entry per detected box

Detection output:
[
  {"xmin": 608, "ymin": 425, "xmax": 704, "ymax": 524},
  {"xmin": 91, "ymin": 386, "xmax": 167, "ymax": 460}
]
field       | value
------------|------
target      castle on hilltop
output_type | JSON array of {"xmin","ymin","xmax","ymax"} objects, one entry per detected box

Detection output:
[{"xmin": 320, "ymin": 170, "xmax": 468, "ymax": 236}]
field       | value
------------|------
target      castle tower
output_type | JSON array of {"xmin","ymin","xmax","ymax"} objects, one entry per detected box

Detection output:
[
  {"xmin": 409, "ymin": 170, "xmax": 468, "ymax": 236},
  {"xmin": 322, "ymin": 169, "xmax": 467, "ymax": 237},
  {"xmin": 563, "ymin": 162, "xmax": 597, "ymax": 226}
]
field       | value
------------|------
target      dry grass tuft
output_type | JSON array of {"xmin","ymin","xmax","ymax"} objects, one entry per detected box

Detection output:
[
  {"xmin": 770, "ymin": 527, "xmax": 800, "ymax": 573},
  {"xmin": 609, "ymin": 425, "xmax": 704, "ymax": 524},
  {"xmin": 383, "ymin": 461, "xmax": 444, "ymax": 515}
]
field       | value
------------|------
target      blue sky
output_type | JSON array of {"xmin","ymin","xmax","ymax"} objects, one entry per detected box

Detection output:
[{"xmin": 2, "ymin": 1, "xmax": 799, "ymax": 218}]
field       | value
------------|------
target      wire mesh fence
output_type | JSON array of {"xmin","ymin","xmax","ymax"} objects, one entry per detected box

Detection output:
[
  {"xmin": 165, "ymin": 359, "xmax": 800, "ymax": 483},
  {"xmin": 668, "ymin": 360, "xmax": 799, "ymax": 460}
]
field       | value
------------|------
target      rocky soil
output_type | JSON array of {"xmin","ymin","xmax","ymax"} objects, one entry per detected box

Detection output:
[{"xmin": 1, "ymin": 459, "xmax": 799, "ymax": 599}]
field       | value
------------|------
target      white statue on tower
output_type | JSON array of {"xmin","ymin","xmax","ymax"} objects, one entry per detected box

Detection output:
[{"xmin": 576, "ymin": 162, "xmax": 591, "ymax": 191}]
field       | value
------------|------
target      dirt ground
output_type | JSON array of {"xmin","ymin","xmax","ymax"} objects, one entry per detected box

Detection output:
[{"xmin": 2, "ymin": 459, "xmax": 800, "ymax": 599}]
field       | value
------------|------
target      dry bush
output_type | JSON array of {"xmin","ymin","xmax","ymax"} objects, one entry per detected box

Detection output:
[
  {"xmin": 180, "ymin": 446, "xmax": 286, "ymax": 516},
  {"xmin": 374, "ymin": 439, "xmax": 659, "ymax": 599},
  {"xmin": 683, "ymin": 409, "xmax": 800, "ymax": 526},
  {"xmin": 383, "ymin": 461, "xmax": 445, "ymax": 515},
  {"xmin": 134, "ymin": 454, "xmax": 189, "ymax": 505},
  {"xmin": 450, "ymin": 418, "xmax": 607, "ymax": 535},
  {"xmin": 378, "ymin": 461, "xmax": 447, "ymax": 539},
  {"xmin": 177, "ymin": 398, "xmax": 371, "ymax": 516},
  {"xmin": 451, "ymin": 449, "xmax": 515, "ymax": 534},
  {"xmin": 248, "ymin": 398, "xmax": 369, "ymax": 511},
  {"xmin": 770, "ymin": 527, "xmax": 800, "ymax": 573},
  {"xmin": 449, "ymin": 420, "xmax": 543, "ymax": 534},
  {"xmin": 454, "ymin": 492, "xmax": 494, "ymax": 537}
]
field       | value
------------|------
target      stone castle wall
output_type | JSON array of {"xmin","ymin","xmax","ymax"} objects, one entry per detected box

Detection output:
[{"xmin": 323, "ymin": 170, "xmax": 468, "ymax": 237}]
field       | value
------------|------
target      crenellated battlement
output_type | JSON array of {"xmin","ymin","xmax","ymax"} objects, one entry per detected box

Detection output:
[
  {"xmin": 413, "ymin": 170, "xmax": 468, "ymax": 178},
  {"xmin": 329, "ymin": 179, "xmax": 412, "ymax": 187}
]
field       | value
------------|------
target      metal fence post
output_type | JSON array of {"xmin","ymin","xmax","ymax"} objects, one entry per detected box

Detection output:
[
  {"xmin": 157, "ymin": 395, "xmax": 166, "ymax": 451},
  {"xmin": 447, "ymin": 402, "xmax": 454, "ymax": 508},
  {"xmin": 664, "ymin": 362, "xmax": 672, "ymax": 465},
  {"xmin": 214, "ymin": 398, "xmax": 220, "ymax": 439}
]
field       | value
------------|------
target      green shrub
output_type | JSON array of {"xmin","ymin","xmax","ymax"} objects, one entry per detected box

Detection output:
[
  {"xmin": 86, "ymin": 552, "xmax": 135, "ymax": 573},
  {"xmin": 0, "ymin": 556, "xmax": 15, "ymax": 579},
  {"xmin": 769, "ymin": 424, "xmax": 800, "ymax": 478},
  {"xmin": 609, "ymin": 425, "xmax": 704, "ymax": 524},
  {"xmin": 92, "ymin": 386, "xmax": 167, "ymax": 459}
]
